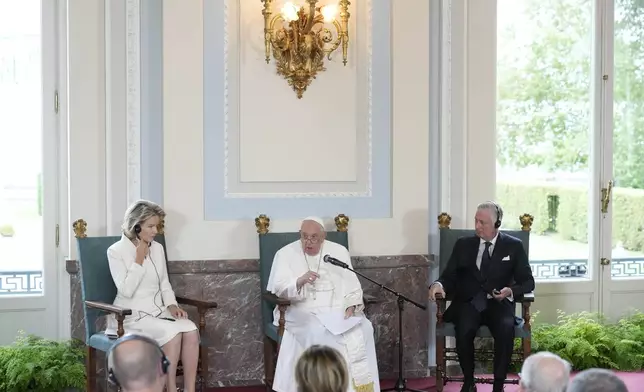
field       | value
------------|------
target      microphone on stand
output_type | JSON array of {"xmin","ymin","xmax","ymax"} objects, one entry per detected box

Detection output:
[
  {"xmin": 324, "ymin": 252, "xmax": 426, "ymax": 392},
  {"xmin": 323, "ymin": 254, "xmax": 349, "ymax": 269}
]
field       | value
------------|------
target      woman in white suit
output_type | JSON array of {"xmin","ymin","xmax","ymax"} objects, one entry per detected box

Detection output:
[{"xmin": 106, "ymin": 199, "xmax": 199, "ymax": 392}]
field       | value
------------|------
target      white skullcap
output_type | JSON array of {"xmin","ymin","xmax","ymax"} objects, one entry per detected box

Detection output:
[{"xmin": 301, "ymin": 216, "xmax": 325, "ymax": 231}]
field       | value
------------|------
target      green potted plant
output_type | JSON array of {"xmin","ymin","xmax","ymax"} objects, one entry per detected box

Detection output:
[
  {"xmin": 0, "ymin": 224, "xmax": 14, "ymax": 238},
  {"xmin": 530, "ymin": 310, "xmax": 644, "ymax": 371},
  {"xmin": 0, "ymin": 331, "xmax": 86, "ymax": 392}
]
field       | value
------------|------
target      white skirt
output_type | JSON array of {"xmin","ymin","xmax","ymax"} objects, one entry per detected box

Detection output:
[{"xmin": 106, "ymin": 308, "xmax": 198, "ymax": 346}]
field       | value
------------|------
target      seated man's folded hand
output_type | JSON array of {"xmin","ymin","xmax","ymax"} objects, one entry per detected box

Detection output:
[
  {"xmin": 492, "ymin": 287, "xmax": 513, "ymax": 301},
  {"xmin": 344, "ymin": 305, "xmax": 355, "ymax": 319}
]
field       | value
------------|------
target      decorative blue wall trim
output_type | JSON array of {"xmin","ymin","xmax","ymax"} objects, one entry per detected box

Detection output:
[
  {"xmin": 140, "ymin": 0, "xmax": 164, "ymax": 205},
  {"xmin": 203, "ymin": 1, "xmax": 392, "ymax": 220}
]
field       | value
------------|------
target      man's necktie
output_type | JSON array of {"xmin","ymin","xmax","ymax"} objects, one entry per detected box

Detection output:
[
  {"xmin": 480, "ymin": 241, "xmax": 492, "ymax": 274},
  {"xmin": 472, "ymin": 241, "xmax": 493, "ymax": 312}
]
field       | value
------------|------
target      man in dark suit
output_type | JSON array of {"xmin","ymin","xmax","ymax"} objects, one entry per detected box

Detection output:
[{"xmin": 429, "ymin": 201, "xmax": 535, "ymax": 392}]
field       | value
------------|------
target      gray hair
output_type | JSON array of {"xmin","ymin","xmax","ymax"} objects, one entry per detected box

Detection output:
[
  {"xmin": 477, "ymin": 201, "xmax": 503, "ymax": 226},
  {"xmin": 519, "ymin": 352, "xmax": 571, "ymax": 392},
  {"xmin": 121, "ymin": 199, "xmax": 165, "ymax": 240},
  {"xmin": 568, "ymin": 368, "xmax": 627, "ymax": 392}
]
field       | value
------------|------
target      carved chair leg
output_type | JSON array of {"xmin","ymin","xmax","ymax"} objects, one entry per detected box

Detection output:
[
  {"xmin": 522, "ymin": 302, "xmax": 532, "ymax": 360},
  {"xmin": 436, "ymin": 335, "xmax": 446, "ymax": 392},
  {"xmin": 86, "ymin": 346, "xmax": 97, "ymax": 392},
  {"xmin": 263, "ymin": 337, "xmax": 277, "ymax": 391},
  {"xmin": 199, "ymin": 345, "xmax": 208, "ymax": 391}
]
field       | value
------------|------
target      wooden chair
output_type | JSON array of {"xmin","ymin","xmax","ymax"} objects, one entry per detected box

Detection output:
[
  {"xmin": 255, "ymin": 214, "xmax": 377, "ymax": 391},
  {"xmin": 72, "ymin": 219, "xmax": 218, "ymax": 392},
  {"xmin": 434, "ymin": 212, "xmax": 535, "ymax": 391}
]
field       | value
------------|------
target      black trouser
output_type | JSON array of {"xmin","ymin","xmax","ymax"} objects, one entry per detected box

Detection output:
[{"xmin": 454, "ymin": 298, "xmax": 515, "ymax": 382}]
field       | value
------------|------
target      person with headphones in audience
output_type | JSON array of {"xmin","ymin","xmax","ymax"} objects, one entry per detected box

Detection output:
[
  {"xmin": 106, "ymin": 200, "xmax": 200, "ymax": 392},
  {"xmin": 428, "ymin": 201, "xmax": 535, "ymax": 392},
  {"xmin": 107, "ymin": 334, "xmax": 169, "ymax": 392}
]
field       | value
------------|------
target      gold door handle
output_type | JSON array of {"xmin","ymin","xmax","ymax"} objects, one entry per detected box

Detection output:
[
  {"xmin": 600, "ymin": 257, "xmax": 611, "ymax": 266},
  {"xmin": 601, "ymin": 180, "xmax": 613, "ymax": 213}
]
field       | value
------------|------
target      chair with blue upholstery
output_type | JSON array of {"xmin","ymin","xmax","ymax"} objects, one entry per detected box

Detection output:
[
  {"xmin": 72, "ymin": 218, "xmax": 217, "ymax": 392},
  {"xmin": 434, "ymin": 212, "xmax": 535, "ymax": 392},
  {"xmin": 255, "ymin": 214, "xmax": 377, "ymax": 391}
]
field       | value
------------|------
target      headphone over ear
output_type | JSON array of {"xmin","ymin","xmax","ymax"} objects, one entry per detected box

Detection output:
[
  {"xmin": 107, "ymin": 334, "xmax": 170, "ymax": 388},
  {"xmin": 490, "ymin": 201, "xmax": 502, "ymax": 229},
  {"xmin": 134, "ymin": 224, "xmax": 141, "ymax": 235}
]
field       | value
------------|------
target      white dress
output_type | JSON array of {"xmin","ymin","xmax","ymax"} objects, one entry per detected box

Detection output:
[
  {"xmin": 105, "ymin": 235, "xmax": 197, "ymax": 346},
  {"xmin": 267, "ymin": 240, "xmax": 380, "ymax": 392}
]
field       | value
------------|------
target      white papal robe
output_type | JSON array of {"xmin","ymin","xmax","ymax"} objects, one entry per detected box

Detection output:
[{"xmin": 266, "ymin": 239, "xmax": 380, "ymax": 392}]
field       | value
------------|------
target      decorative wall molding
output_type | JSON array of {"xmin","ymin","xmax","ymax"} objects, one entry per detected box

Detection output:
[
  {"xmin": 139, "ymin": 0, "xmax": 164, "ymax": 205},
  {"xmin": 126, "ymin": 0, "xmax": 141, "ymax": 206},
  {"xmin": 444, "ymin": 0, "xmax": 468, "ymax": 227},
  {"xmin": 221, "ymin": 0, "xmax": 374, "ymax": 199},
  {"xmin": 427, "ymin": 0, "xmax": 453, "ymax": 368},
  {"xmin": 441, "ymin": 0, "xmax": 452, "ymax": 214},
  {"xmin": 203, "ymin": 0, "xmax": 392, "ymax": 220}
]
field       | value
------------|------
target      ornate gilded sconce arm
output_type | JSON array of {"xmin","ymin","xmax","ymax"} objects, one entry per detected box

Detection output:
[{"xmin": 261, "ymin": 0, "xmax": 351, "ymax": 99}]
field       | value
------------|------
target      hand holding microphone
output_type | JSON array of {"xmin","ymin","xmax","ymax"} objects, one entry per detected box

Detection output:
[{"xmin": 135, "ymin": 240, "xmax": 149, "ymax": 265}]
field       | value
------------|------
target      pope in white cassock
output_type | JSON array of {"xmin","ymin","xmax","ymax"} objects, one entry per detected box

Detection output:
[{"xmin": 267, "ymin": 217, "xmax": 380, "ymax": 392}]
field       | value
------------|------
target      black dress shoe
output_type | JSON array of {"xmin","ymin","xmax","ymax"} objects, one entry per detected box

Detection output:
[{"xmin": 459, "ymin": 382, "xmax": 476, "ymax": 392}]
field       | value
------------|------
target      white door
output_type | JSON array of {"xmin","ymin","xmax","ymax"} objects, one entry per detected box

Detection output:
[
  {"xmin": 0, "ymin": 0, "xmax": 62, "ymax": 344},
  {"xmin": 496, "ymin": 0, "xmax": 644, "ymax": 322},
  {"xmin": 600, "ymin": 0, "xmax": 644, "ymax": 320}
]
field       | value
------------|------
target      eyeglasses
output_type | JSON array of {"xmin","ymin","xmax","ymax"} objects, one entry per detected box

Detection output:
[{"xmin": 300, "ymin": 234, "xmax": 321, "ymax": 244}]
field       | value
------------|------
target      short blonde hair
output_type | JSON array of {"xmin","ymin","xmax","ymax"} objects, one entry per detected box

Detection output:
[
  {"xmin": 121, "ymin": 200, "xmax": 165, "ymax": 240},
  {"xmin": 295, "ymin": 345, "xmax": 348, "ymax": 392}
]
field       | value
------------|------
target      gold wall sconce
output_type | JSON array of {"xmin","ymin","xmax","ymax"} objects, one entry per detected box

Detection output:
[{"xmin": 261, "ymin": 0, "xmax": 350, "ymax": 99}]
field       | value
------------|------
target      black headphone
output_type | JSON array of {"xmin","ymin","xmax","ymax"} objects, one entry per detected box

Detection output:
[
  {"xmin": 107, "ymin": 334, "xmax": 170, "ymax": 388},
  {"xmin": 490, "ymin": 201, "xmax": 503, "ymax": 229},
  {"xmin": 134, "ymin": 223, "xmax": 141, "ymax": 236}
]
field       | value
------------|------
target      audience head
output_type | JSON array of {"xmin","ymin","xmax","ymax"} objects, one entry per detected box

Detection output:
[
  {"xmin": 519, "ymin": 351, "xmax": 571, "ymax": 392},
  {"xmin": 107, "ymin": 334, "xmax": 169, "ymax": 392},
  {"xmin": 122, "ymin": 199, "xmax": 165, "ymax": 243},
  {"xmin": 299, "ymin": 216, "xmax": 326, "ymax": 256},
  {"xmin": 295, "ymin": 345, "xmax": 348, "ymax": 392},
  {"xmin": 568, "ymin": 368, "xmax": 628, "ymax": 392},
  {"xmin": 475, "ymin": 201, "xmax": 504, "ymax": 241}
]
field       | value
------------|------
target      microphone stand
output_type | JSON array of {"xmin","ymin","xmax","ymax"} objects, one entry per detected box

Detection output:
[{"xmin": 326, "ymin": 260, "xmax": 427, "ymax": 392}]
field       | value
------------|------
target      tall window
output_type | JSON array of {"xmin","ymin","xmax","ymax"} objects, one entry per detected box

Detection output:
[
  {"xmin": 497, "ymin": 0, "xmax": 644, "ymax": 283},
  {"xmin": 611, "ymin": 0, "xmax": 644, "ymax": 280},
  {"xmin": 496, "ymin": 0, "xmax": 594, "ymax": 280},
  {"xmin": 0, "ymin": 0, "xmax": 44, "ymax": 295}
]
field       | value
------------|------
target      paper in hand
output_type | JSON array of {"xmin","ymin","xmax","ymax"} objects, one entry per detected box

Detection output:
[{"xmin": 314, "ymin": 311, "xmax": 362, "ymax": 335}]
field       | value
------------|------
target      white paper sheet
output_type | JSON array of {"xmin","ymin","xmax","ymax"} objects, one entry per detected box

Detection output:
[{"xmin": 314, "ymin": 311, "xmax": 363, "ymax": 335}]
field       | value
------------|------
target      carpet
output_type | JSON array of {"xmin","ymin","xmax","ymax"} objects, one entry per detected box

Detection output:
[{"xmin": 206, "ymin": 371, "xmax": 643, "ymax": 391}]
